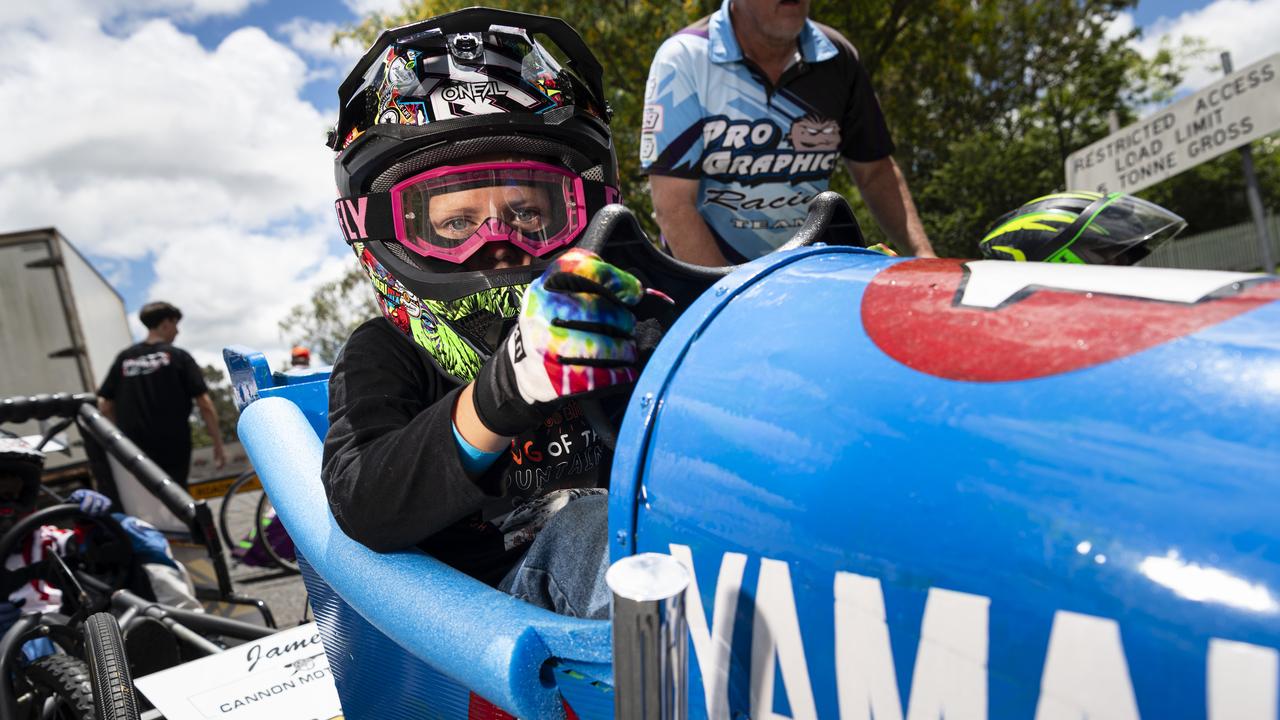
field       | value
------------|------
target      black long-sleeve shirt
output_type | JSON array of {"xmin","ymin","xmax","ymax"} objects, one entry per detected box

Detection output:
[{"xmin": 321, "ymin": 318, "xmax": 610, "ymax": 585}]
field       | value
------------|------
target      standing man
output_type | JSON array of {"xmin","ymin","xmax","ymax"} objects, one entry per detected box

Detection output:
[
  {"xmin": 641, "ymin": 0, "xmax": 935, "ymax": 265},
  {"xmin": 98, "ymin": 301, "xmax": 225, "ymax": 488}
]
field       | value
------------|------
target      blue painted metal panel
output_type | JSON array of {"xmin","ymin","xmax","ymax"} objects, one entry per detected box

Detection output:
[
  {"xmin": 259, "ymin": 380, "xmax": 330, "ymax": 440},
  {"xmin": 222, "ymin": 345, "xmax": 273, "ymax": 411},
  {"xmin": 612, "ymin": 249, "xmax": 1280, "ymax": 719}
]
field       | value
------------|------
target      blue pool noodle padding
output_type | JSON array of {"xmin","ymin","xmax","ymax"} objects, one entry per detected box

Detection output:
[{"xmin": 238, "ymin": 395, "xmax": 612, "ymax": 719}]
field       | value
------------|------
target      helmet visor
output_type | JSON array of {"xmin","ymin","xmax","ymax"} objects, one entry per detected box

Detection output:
[
  {"xmin": 1073, "ymin": 194, "xmax": 1187, "ymax": 264},
  {"xmin": 389, "ymin": 161, "xmax": 587, "ymax": 263}
]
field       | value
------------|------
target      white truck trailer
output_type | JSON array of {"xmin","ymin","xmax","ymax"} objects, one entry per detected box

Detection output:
[{"xmin": 0, "ymin": 227, "xmax": 133, "ymax": 475}]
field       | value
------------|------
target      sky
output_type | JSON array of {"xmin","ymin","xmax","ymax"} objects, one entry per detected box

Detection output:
[{"xmin": 1, "ymin": 0, "xmax": 1278, "ymax": 373}]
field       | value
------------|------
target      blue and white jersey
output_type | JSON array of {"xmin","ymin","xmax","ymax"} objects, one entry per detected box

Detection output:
[{"xmin": 640, "ymin": 0, "xmax": 895, "ymax": 260}]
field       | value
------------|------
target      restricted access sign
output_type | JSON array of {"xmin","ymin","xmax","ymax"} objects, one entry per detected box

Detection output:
[{"xmin": 1066, "ymin": 53, "xmax": 1280, "ymax": 193}]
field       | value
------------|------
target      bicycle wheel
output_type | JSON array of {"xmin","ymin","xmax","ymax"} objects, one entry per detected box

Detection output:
[
  {"xmin": 25, "ymin": 654, "xmax": 95, "ymax": 720},
  {"xmin": 218, "ymin": 470, "xmax": 263, "ymax": 560},
  {"xmin": 83, "ymin": 613, "xmax": 140, "ymax": 720},
  {"xmin": 255, "ymin": 493, "xmax": 300, "ymax": 574}
]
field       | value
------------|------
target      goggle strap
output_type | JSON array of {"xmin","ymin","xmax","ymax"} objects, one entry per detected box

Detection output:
[
  {"xmin": 581, "ymin": 178, "xmax": 615, "ymax": 212},
  {"xmin": 335, "ymin": 193, "xmax": 396, "ymax": 245}
]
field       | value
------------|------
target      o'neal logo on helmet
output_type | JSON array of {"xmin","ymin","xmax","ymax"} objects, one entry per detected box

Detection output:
[
  {"xmin": 353, "ymin": 39, "xmax": 572, "ymax": 148},
  {"xmin": 354, "ymin": 243, "xmax": 524, "ymax": 382}
]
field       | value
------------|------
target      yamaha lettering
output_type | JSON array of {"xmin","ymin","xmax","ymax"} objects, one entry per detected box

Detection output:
[{"xmin": 671, "ymin": 545, "xmax": 1280, "ymax": 720}]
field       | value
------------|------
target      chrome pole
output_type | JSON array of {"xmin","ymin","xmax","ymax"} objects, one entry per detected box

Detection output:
[{"xmin": 607, "ymin": 552, "xmax": 690, "ymax": 720}]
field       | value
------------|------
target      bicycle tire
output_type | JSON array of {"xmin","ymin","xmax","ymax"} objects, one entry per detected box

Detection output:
[
  {"xmin": 83, "ymin": 612, "xmax": 140, "ymax": 720},
  {"xmin": 25, "ymin": 654, "xmax": 96, "ymax": 720},
  {"xmin": 218, "ymin": 470, "xmax": 262, "ymax": 556},
  {"xmin": 255, "ymin": 492, "xmax": 300, "ymax": 574}
]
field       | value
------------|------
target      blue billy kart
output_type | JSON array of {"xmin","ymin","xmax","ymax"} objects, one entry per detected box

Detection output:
[{"xmin": 230, "ymin": 195, "xmax": 1280, "ymax": 719}]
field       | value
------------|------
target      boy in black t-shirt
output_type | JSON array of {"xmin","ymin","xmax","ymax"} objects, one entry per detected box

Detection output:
[{"xmin": 98, "ymin": 301, "xmax": 224, "ymax": 487}]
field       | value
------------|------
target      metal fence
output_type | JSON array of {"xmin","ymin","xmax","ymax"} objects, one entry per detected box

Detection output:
[{"xmin": 1140, "ymin": 213, "xmax": 1280, "ymax": 272}]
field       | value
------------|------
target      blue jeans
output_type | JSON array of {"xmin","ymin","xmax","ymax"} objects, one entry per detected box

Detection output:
[{"xmin": 498, "ymin": 494, "xmax": 610, "ymax": 619}]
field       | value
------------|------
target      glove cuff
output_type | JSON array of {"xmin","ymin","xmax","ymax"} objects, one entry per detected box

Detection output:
[{"xmin": 472, "ymin": 350, "xmax": 551, "ymax": 437}]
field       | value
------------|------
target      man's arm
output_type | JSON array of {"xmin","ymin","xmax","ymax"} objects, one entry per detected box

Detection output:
[
  {"xmin": 846, "ymin": 156, "xmax": 935, "ymax": 258},
  {"xmin": 97, "ymin": 397, "xmax": 115, "ymax": 422},
  {"xmin": 650, "ymin": 175, "xmax": 731, "ymax": 267},
  {"xmin": 194, "ymin": 394, "xmax": 226, "ymax": 469}
]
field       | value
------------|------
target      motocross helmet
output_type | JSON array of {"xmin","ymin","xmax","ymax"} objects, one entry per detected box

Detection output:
[
  {"xmin": 980, "ymin": 191, "xmax": 1186, "ymax": 265},
  {"xmin": 330, "ymin": 8, "xmax": 618, "ymax": 382},
  {"xmin": 0, "ymin": 436, "xmax": 43, "ymax": 535}
]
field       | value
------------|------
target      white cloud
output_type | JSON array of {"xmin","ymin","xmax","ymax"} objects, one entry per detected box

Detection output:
[
  {"xmin": 1107, "ymin": 11, "xmax": 1135, "ymax": 42},
  {"xmin": 279, "ymin": 18, "xmax": 367, "ymax": 68},
  {"xmin": 0, "ymin": 0, "xmax": 260, "ymax": 27},
  {"xmin": 1133, "ymin": 0, "xmax": 1280, "ymax": 91},
  {"xmin": 0, "ymin": 4, "xmax": 355, "ymax": 368},
  {"xmin": 343, "ymin": 0, "xmax": 409, "ymax": 17}
]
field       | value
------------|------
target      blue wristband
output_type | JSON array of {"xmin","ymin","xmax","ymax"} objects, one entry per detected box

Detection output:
[{"xmin": 452, "ymin": 421, "xmax": 503, "ymax": 474}]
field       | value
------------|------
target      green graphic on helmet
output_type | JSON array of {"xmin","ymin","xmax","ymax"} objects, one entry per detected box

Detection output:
[
  {"xmin": 356, "ymin": 243, "xmax": 525, "ymax": 382},
  {"xmin": 980, "ymin": 191, "xmax": 1186, "ymax": 266}
]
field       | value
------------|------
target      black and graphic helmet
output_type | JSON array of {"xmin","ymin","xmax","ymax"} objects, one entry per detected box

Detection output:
[
  {"xmin": 980, "ymin": 191, "xmax": 1186, "ymax": 265},
  {"xmin": 0, "ymin": 436, "xmax": 43, "ymax": 533},
  {"xmin": 330, "ymin": 8, "xmax": 618, "ymax": 382}
]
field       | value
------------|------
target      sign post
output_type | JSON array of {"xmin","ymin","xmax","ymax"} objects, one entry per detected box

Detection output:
[{"xmin": 1222, "ymin": 52, "xmax": 1277, "ymax": 272}]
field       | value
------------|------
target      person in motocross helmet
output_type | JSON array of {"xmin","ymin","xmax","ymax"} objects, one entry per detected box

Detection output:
[
  {"xmin": 979, "ymin": 191, "xmax": 1187, "ymax": 265},
  {"xmin": 321, "ymin": 9, "xmax": 649, "ymax": 618}
]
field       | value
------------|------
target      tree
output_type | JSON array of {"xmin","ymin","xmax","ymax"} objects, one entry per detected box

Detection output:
[
  {"xmin": 278, "ymin": 263, "xmax": 378, "ymax": 365},
  {"xmin": 190, "ymin": 365, "xmax": 239, "ymax": 448}
]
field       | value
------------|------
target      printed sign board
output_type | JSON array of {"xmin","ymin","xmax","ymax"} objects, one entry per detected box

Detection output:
[
  {"xmin": 1065, "ymin": 53, "xmax": 1280, "ymax": 193},
  {"xmin": 135, "ymin": 622, "xmax": 342, "ymax": 720}
]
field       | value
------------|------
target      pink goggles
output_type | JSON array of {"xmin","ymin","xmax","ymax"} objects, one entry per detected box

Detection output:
[{"xmin": 386, "ymin": 161, "xmax": 588, "ymax": 264}]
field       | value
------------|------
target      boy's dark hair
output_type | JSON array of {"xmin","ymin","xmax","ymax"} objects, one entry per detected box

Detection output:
[{"xmin": 139, "ymin": 301, "xmax": 183, "ymax": 329}]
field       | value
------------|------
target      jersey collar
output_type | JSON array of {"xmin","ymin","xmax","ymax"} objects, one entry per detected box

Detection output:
[{"xmin": 708, "ymin": 0, "xmax": 839, "ymax": 65}]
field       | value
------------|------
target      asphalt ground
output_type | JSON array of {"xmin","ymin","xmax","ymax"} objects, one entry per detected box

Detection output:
[{"xmin": 195, "ymin": 488, "xmax": 312, "ymax": 629}]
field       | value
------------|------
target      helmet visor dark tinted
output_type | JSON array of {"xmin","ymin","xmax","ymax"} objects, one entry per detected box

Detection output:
[{"xmin": 1075, "ymin": 194, "xmax": 1187, "ymax": 264}]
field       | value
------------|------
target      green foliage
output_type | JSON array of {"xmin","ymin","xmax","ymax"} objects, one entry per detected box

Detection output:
[
  {"xmin": 278, "ymin": 262, "xmax": 379, "ymax": 365},
  {"xmin": 189, "ymin": 364, "xmax": 239, "ymax": 448}
]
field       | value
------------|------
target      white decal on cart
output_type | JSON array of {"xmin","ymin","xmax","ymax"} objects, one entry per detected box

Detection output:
[
  {"xmin": 1033, "ymin": 611, "xmax": 1140, "ymax": 720},
  {"xmin": 670, "ymin": 544, "xmax": 744, "ymax": 720},
  {"xmin": 1208, "ymin": 639, "xmax": 1278, "ymax": 720},
  {"xmin": 752, "ymin": 558, "xmax": 817, "ymax": 720},
  {"xmin": 835, "ymin": 574, "xmax": 988, "ymax": 720},
  {"xmin": 959, "ymin": 260, "xmax": 1263, "ymax": 309}
]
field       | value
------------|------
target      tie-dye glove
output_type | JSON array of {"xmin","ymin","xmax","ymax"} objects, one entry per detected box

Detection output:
[{"xmin": 472, "ymin": 249, "xmax": 643, "ymax": 436}]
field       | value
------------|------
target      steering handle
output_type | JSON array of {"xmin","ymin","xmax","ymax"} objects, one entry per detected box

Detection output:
[
  {"xmin": 0, "ymin": 504, "xmax": 136, "ymax": 598},
  {"xmin": 0, "ymin": 393, "xmax": 96, "ymax": 425}
]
